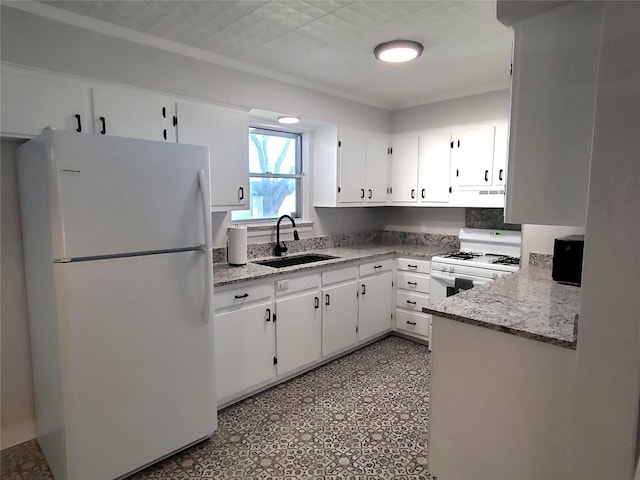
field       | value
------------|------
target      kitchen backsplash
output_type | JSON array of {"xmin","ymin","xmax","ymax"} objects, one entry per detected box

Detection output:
[
  {"xmin": 529, "ymin": 253, "xmax": 553, "ymax": 269},
  {"xmin": 465, "ymin": 208, "xmax": 521, "ymax": 231},
  {"xmin": 213, "ymin": 229, "xmax": 459, "ymax": 263}
]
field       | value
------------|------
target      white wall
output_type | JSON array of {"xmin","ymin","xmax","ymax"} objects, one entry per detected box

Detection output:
[
  {"xmin": 521, "ymin": 224, "xmax": 585, "ymax": 267},
  {"xmin": 568, "ymin": 3, "xmax": 640, "ymax": 478},
  {"xmin": 1, "ymin": 139, "xmax": 36, "ymax": 448},
  {"xmin": 391, "ymin": 89, "xmax": 510, "ymax": 134}
]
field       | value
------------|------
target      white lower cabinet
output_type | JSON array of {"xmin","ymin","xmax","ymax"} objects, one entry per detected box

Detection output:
[
  {"xmin": 394, "ymin": 258, "xmax": 432, "ymax": 342},
  {"xmin": 213, "ymin": 283, "xmax": 275, "ymax": 404},
  {"xmin": 213, "ymin": 258, "xmax": 395, "ymax": 407},
  {"xmin": 321, "ymin": 267, "xmax": 359, "ymax": 357},
  {"xmin": 358, "ymin": 259, "xmax": 393, "ymax": 341},
  {"xmin": 275, "ymin": 275, "xmax": 322, "ymax": 377}
]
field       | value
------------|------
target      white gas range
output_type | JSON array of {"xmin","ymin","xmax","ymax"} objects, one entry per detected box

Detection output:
[{"xmin": 430, "ymin": 228, "xmax": 522, "ymax": 302}]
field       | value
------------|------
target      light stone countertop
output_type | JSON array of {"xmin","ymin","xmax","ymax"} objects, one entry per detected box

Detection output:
[
  {"xmin": 423, "ymin": 267, "xmax": 580, "ymax": 349},
  {"xmin": 213, "ymin": 243, "xmax": 451, "ymax": 288}
]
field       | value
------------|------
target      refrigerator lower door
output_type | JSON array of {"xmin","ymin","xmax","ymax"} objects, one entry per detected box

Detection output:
[{"xmin": 52, "ymin": 251, "xmax": 215, "ymax": 480}]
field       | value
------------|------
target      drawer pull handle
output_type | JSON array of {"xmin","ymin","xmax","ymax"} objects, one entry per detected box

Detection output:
[
  {"xmin": 234, "ymin": 293, "xmax": 249, "ymax": 299},
  {"xmin": 407, "ymin": 264, "xmax": 418, "ymax": 269},
  {"xmin": 406, "ymin": 300, "xmax": 417, "ymax": 305},
  {"xmin": 374, "ymin": 265, "xmax": 383, "ymax": 269},
  {"xmin": 406, "ymin": 321, "xmax": 417, "ymax": 326},
  {"xmin": 407, "ymin": 281, "xmax": 418, "ymax": 286}
]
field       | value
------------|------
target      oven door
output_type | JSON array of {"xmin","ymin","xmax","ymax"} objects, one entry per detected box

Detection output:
[{"xmin": 430, "ymin": 270, "xmax": 490, "ymax": 302}]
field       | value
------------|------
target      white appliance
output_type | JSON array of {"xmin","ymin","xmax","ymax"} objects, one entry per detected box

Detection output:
[
  {"xmin": 430, "ymin": 228, "xmax": 522, "ymax": 302},
  {"xmin": 17, "ymin": 129, "xmax": 216, "ymax": 480}
]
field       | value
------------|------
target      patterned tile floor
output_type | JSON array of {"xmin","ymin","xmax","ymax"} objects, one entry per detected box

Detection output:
[{"xmin": 1, "ymin": 336, "xmax": 431, "ymax": 479}]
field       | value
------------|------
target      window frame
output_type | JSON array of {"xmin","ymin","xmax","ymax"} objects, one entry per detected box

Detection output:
[{"xmin": 231, "ymin": 126, "xmax": 304, "ymax": 223}]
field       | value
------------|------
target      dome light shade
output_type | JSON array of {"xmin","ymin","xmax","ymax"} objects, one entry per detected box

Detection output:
[
  {"xmin": 278, "ymin": 116, "xmax": 300, "ymax": 124},
  {"xmin": 374, "ymin": 40, "xmax": 424, "ymax": 63}
]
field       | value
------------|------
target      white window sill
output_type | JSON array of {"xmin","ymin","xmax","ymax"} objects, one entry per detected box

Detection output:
[{"xmin": 229, "ymin": 220, "xmax": 314, "ymax": 239}]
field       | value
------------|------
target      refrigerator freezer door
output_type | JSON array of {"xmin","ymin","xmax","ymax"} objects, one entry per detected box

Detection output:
[
  {"xmin": 43, "ymin": 130, "xmax": 210, "ymax": 259},
  {"xmin": 53, "ymin": 251, "xmax": 216, "ymax": 480}
]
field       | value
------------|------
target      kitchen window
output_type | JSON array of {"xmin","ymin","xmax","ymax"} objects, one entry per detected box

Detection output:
[{"xmin": 232, "ymin": 128, "xmax": 302, "ymax": 222}]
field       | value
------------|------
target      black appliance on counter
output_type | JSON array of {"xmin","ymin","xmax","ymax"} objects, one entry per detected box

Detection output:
[{"xmin": 552, "ymin": 235, "xmax": 585, "ymax": 285}]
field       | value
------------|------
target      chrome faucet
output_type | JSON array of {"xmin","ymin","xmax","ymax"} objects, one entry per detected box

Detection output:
[{"xmin": 274, "ymin": 215, "xmax": 299, "ymax": 256}]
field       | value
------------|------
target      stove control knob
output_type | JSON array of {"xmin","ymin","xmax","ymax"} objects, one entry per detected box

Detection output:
[{"xmin": 449, "ymin": 266, "xmax": 455, "ymax": 273}]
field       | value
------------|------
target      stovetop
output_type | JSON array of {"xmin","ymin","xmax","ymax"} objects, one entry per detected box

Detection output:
[{"xmin": 432, "ymin": 251, "xmax": 521, "ymax": 273}]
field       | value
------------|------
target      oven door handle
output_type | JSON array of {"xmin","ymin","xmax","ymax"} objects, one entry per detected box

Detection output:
[{"xmin": 431, "ymin": 270, "xmax": 488, "ymax": 286}]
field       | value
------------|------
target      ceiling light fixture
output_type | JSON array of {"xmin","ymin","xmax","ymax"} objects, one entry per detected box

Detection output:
[
  {"xmin": 278, "ymin": 116, "xmax": 300, "ymax": 124},
  {"xmin": 374, "ymin": 40, "xmax": 424, "ymax": 63}
]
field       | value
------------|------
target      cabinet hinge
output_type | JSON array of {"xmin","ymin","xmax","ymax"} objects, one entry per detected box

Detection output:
[
  {"xmin": 273, "ymin": 356, "xmax": 278, "ymax": 365},
  {"xmin": 338, "ymin": 140, "xmax": 342, "ymax": 147},
  {"xmin": 173, "ymin": 115, "xmax": 178, "ymax": 126},
  {"xmin": 273, "ymin": 314, "xmax": 277, "ymax": 322}
]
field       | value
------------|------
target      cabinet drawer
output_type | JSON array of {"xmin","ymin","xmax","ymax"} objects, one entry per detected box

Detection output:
[
  {"xmin": 322, "ymin": 265, "xmax": 358, "ymax": 286},
  {"xmin": 396, "ymin": 291, "xmax": 429, "ymax": 312},
  {"xmin": 214, "ymin": 282, "xmax": 273, "ymax": 311},
  {"xmin": 396, "ymin": 271, "xmax": 430, "ymax": 293},
  {"xmin": 396, "ymin": 309, "xmax": 430, "ymax": 337},
  {"xmin": 396, "ymin": 258, "xmax": 431, "ymax": 274},
  {"xmin": 359, "ymin": 258, "xmax": 393, "ymax": 277},
  {"xmin": 275, "ymin": 273, "xmax": 321, "ymax": 297}
]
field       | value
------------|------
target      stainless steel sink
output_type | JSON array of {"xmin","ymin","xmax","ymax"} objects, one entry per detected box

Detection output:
[{"xmin": 253, "ymin": 253, "xmax": 338, "ymax": 269}]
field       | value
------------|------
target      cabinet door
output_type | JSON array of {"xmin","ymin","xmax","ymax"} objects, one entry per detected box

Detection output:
[
  {"xmin": 214, "ymin": 301, "xmax": 275, "ymax": 402},
  {"xmin": 92, "ymin": 85, "xmax": 176, "ymax": 142},
  {"xmin": 176, "ymin": 101, "xmax": 249, "ymax": 210},
  {"xmin": 358, "ymin": 271, "xmax": 392, "ymax": 341},
  {"xmin": 338, "ymin": 127, "xmax": 367, "ymax": 204},
  {"xmin": 322, "ymin": 281, "xmax": 358, "ymax": 356},
  {"xmin": 493, "ymin": 122, "xmax": 508, "ymax": 187},
  {"xmin": 275, "ymin": 290, "xmax": 322, "ymax": 376},
  {"xmin": 418, "ymin": 131, "xmax": 452, "ymax": 203},
  {"xmin": 451, "ymin": 126, "xmax": 495, "ymax": 187},
  {"xmin": 1, "ymin": 66, "xmax": 91, "ymax": 137},
  {"xmin": 505, "ymin": 2, "xmax": 601, "ymax": 226},
  {"xmin": 365, "ymin": 134, "xmax": 389, "ymax": 204},
  {"xmin": 390, "ymin": 136, "xmax": 419, "ymax": 203}
]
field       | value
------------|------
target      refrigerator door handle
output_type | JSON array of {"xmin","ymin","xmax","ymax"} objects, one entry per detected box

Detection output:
[{"xmin": 198, "ymin": 170, "xmax": 213, "ymax": 324}]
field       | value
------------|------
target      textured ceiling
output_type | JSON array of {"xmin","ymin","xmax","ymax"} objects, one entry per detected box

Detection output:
[{"xmin": 37, "ymin": 0, "xmax": 513, "ymax": 109}]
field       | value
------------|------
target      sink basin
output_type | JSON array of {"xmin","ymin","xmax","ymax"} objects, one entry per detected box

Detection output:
[{"xmin": 253, "ymin": 253, "xmax": 338, "ymax": 269}]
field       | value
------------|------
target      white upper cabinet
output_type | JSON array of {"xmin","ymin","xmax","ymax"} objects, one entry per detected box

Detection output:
[
  {"xmin": 492, "ymin": 122, "xmax": 508, "ymax": 187},
  {"xmin": 389, "ymin": 135, "xmax": 419, "ymax": 203},
  {"xmin": 365, "ymin": 134, "xmax": 391, "ymax": 204},
  {"xmin": 92, "ymin": 84, "xmax": 176, "ymax": 143},
  {"xmin": 1, "ymin": 65, "xmax": 91, "ymax": 138},
  {"xmin": 450, "ymin": 125, "xmax": 496, "ymax": 188},
  {"xmin": 338, "ymin": 127, "xmax": 367, "ymax": 204},
  {"xmin": 418, "ymin": 131, "xmax": 452, "ymax": 203},
  {"xmin": 313, "ymin": 125, "xmax": 389, "ymax": 207},
  {"xmin": 176, "ymin": 101, "xmax": 249, "ymax": 211},
  {"xmin": 502, "ymin": 2, "xmax": 602, "ymax": 226}
]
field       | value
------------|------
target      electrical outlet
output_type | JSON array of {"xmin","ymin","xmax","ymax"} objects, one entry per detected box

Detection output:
[{"xmin": 276, "ymin": 280, "xmax": 289, "ymax": 291}]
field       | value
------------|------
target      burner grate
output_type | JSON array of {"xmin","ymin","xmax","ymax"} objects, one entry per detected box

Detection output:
[
  {"xmin": 443, "ymin": 251, "xmax": 482, "ymax": 260},
  {"xmin": 490, "ymin": 256, "xmax": 521, "ymax": 266}
]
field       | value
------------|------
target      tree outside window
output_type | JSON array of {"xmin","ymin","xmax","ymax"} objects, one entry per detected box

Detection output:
[{"xmin": 232, "ymin": 128, "xmax": 302, "ymax": 221}]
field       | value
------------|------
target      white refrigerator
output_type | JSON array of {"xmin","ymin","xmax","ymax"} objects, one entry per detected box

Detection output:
[{"xmin": 17, "ymin": 129, "xmax": 216, "ymax": 480}]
